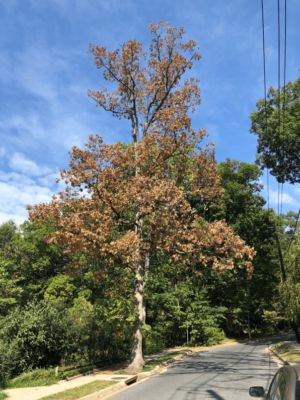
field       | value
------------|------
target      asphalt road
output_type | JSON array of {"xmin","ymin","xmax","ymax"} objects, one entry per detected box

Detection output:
[{"xmin": 109, "ymin": 340, "xmax": 281, "ymax": 400}]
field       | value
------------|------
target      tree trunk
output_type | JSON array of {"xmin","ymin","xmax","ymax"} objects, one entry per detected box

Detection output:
[
  {"xmin": 126, "ymin": 262, "xmax": 145, "ymax": 374},
  {"xmin": 292, "ymin": 322, "xmax": 300, "ymax": 343},
  {"xmin": 126, "ymin": 119, "xmax": 146, "ymax": 374}
]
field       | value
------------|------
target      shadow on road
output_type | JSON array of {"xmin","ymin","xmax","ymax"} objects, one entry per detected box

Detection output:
[
  {"xmin": 110, "ymin": 337, "xmax": 284, "ymax": 400},
  {"xmin": 206, "ymin": 389, "xmax": 226, "ymax": 400},
  {"xmin": 162, "ymin": 340, "xmax": 278, "ymax": 399}
]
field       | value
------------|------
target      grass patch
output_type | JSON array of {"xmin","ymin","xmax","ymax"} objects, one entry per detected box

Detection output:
[
  {"xmin": 6, "ymin": 363, "xmax": 101, "ymax": 388},
  {"xmin": 0, "ymin": 392, "xmax": 7, "ymax": 400},
  {"xmin": 271, "ymin": 342, "xmax": 300, "ymax": 362},
  {"xmin": 7, "ymin": 369, "xmax": 60, "ymax": 388},
  {"xmin": 114, "ymin": 350, "xmax": 190, "ymax": 374},
  {"xmin": 142, "ymin": 350, "xmax": 189, "ymax": 372},
  {"xmin": 58, "ymin": 365, "xmax": 95, "ymax": 380},
  {"xmin": 39, "ymin": 380, "xmax": 116, "ymax": 400}
]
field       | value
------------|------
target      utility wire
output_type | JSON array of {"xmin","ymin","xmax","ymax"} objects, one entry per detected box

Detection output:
[
  {"xmin": 277, "ymin": 0, "xmax": 281, "ymax": 216},
  {"xmin": 277, "ymin": 0, "xmax": 281, "ymax": 119},
  {"xmin": 280, "ymin": 0, "xmax": 287, "ymax": 216},
  {"xmin": 261, "ymin": 0, "xmax": 270, "ymax": 211},
  {"xmin": 283, "ymin": 0, "xmax": 287, "ymax": 105},
  {"xmin": 274, "ymin": 0, "xmax": 287, "ymax": 281},
  {"xmin": 280, "ymin": 183, "xmax": 284, "ymax": 214}
]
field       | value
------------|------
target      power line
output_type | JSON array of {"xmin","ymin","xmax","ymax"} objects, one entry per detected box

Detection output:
[
  {"xmin": 283, "ymin": 0, "xmax": 287, "ymax": 102},
  {"xmin": 280, "ymin": 183, "xmax": 284, "ymax": 214},
  {"xmin": 277, "ymin": 0, "xmax": 281, "ymax": 118},
  {"xmin": 276, "ymin": 1, "xmax": 287, "ymax": 218},
  {"xmin": 277, "ymin": 0, "xmax": 281, "ymax": 216},
  {"xmin": 261, "ymin": 0, "xmax": 270, "ymax": 211}
]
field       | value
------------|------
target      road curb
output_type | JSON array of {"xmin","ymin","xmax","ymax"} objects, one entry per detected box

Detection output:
[
  {"xmin": 78, "ymin": 381, "xmax": 127, "ymax": 400},
  {"xmin": 268, "ymin": 346, "xmax": 289, "ymax": 365},
  {"xmin": 77, "ymin": 344, "xmax": 233, "ymax": 399},
  {"xmin": 78, "ymin": 350, "xmax": 194, "ymax": 399}
]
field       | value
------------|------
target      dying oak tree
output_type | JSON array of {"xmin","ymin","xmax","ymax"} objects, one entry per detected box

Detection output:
[{"xmin": 29, "ymin": 23, "xmax": 254, "ymax": 373}]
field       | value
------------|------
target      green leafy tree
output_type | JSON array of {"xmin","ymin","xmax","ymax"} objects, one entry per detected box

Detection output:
[
  {"xmin": 0, "ymin": 221, "xmax": 23, "ymax": 314},
  {"xmin": 251, "ymin": 75, "xmax": 300, "ymax": 183},
  {"xmin": 205, "ymin": 160, "xmax": 279, "ymax": 336},
  {"xmin": 276, "ymin": 212, "xmax": 300, "ymax": 339}
]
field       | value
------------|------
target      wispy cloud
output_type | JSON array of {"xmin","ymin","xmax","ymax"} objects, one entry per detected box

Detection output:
[
  {"xmin": 0, "ymin": 172, "xmax": 55, "ymax": 225},
  {"xmin": 269, "ymin": 188, "xmax": 298, "ymax": 207},
  {"xmin": 9, "ymin": 152, "xmax": 52, "ymax": 177}
]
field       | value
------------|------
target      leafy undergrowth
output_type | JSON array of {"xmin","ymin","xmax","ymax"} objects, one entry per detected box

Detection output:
[
  {"xmin": 39, "ymin": 380, "xmax": 116, "ymax": 400},
  {"xmin": 6, "ymin": 363, "xmax": 110, "ymax": 388},
  {"xmin": 7, "ymin": 369, "xmax": 60, "ymax": 388},
  {"xmin": 272, "ymin": 342, "xmax": 300, "ymax": 362},
  {"xmin": 0, "ymin": 392, "xmax": 7, "ymax": 399}
]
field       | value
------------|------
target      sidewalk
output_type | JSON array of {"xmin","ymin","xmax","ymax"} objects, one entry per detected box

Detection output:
[{"xmin": 4, "ymin": 373, "xmax": 131, "ymax": 400}]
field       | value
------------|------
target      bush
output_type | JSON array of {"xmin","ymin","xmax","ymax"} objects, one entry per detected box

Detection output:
[
  {"xmin": 143, "ymin": 325, "xmax": 166, "ymax": 355},
  {"xmin": 0, "ymin": 301, "xmax": 67, "ymax": 378},
  {"xmin": 7, "ymin": 368, "xmax": 59, "ymax": 388},
  {"xmin": 0, "ymin": 341, "xmax": 10, "ymax": 388},
  {"xmin": 201, "ymin": 326, "xmax": 225, "ymax": 346}
]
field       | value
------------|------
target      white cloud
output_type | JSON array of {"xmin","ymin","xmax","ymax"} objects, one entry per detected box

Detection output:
[
  {"xmin": 9, "ymin": 152, "xmax": 52, "ymax": 177},
  {"xmin": 0, "ymin": 151, "xmax": 60, "ymax": 225},
  {"xmin": 0, "ymin": 175, "xmax": 55, "ymax": 225},
  {"xmin": 269, "ymin": 188, "xmax": 298, "ymax": 207}
]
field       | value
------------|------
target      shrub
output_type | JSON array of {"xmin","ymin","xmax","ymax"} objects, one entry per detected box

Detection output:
[
  {"xmin": 201, "ymin": 326, "xmax": 225, "ymax": 346},
  {"xmin": 7, "ymin": 368, "xmax": 59, "ymax": 388},
  {"xmin": 143, "ymin": 325, "xmax": 166, "ymax": 355},
  {"xmin": 0, "ymin": 301, "xmax": 67, "ymax": 377}
]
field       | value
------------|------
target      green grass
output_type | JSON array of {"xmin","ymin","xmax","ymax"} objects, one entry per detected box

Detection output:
[
  {"xmin": 39, "ymin": 380, "xmax": 116, "ymax": 400},
  {"xmin": 58, "ymin": 365, "xmax": 95, "ymax": 380},
  {"xmin": 114, "ymin": 350, "xmax": 190, "ymax": 374},
  {"xmin": 271, "ymin": 342, "xmax": 300, "ymax": 362},
  {"xmin": 7, "ymin": 369, "xmax": 60, "ymax": 388},
  {"xmin": 142, "ymin": 350, "xmax": 189, "ymax": 372},
  {"xmin": 0, "ymin": 391, "xmax": 7, "ymax": 400},
  {"xmin": 6, "ymin": 364, "xmax": 99, "ymax": 388}
]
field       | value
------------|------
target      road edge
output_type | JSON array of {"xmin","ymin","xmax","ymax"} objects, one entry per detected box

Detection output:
[
  {"xmin": 78, "ymin": 342, "xmax": 241, "ymax": 400},
  {"xmin": 268, "ymin": 346, "xmax": 290, "ymax": 366}
]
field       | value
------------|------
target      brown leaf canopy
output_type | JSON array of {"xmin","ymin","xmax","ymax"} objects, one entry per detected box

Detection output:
[
  {"xmin": 89, "ymin": 22, "xmax": 201, "ymax": 141},
  {"xmin": 29, "ymin": 135, "xmax": 254, "ymax": 273},
  {"xmin": 29, "ymin": 22, "xmax": 254, "ymax": 275}
]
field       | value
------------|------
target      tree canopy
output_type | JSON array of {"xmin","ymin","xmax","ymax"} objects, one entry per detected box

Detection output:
[{"xmin": 251, "ymin": 75, "xmax": 300, "ymax": 184}]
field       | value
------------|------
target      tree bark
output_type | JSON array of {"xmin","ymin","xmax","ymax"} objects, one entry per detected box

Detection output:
[
  {"xmin": 126, "ymin": 262, "xmax": 145, "ymax": 374},
  {"xmin": 126, "ymin": 116, "xmax": 146, "ymax": 374}
]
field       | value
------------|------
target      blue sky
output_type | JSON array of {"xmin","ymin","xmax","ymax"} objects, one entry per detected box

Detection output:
[{"xmin": 0, "ymin": 0, "xmax": 299, "ymax": 224}]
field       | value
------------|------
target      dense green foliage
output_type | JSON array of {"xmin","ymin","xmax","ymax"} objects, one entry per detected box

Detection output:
[
  {"xmin": 251, "ymin": 75, "xmax": 300, "ymax": 184},
  {"xmin": 7, "ymin": 368, "xmax": 60, "ymax": 388},
  {"xmin": 0, "ymin": 159, "xmax": 291, "ymax": 386}
]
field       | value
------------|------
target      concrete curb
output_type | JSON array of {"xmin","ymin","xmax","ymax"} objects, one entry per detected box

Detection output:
[
  {"xmin": 268, "ymin": 346, "xmax": 290, "ymax": 365},
  {"xmin": 79, "ymin": 381, "xmax": 127, "ymax": 400},
  {"xmin": 78, "ymin": 350, "xmax": 194, "ymax": 400}
]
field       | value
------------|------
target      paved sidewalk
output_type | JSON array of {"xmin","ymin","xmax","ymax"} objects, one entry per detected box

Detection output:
[{"xmin": 4, "ymin": 373, "xmax": 131, "ymax": 400}]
